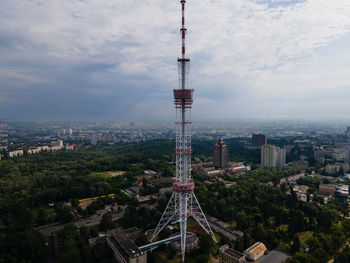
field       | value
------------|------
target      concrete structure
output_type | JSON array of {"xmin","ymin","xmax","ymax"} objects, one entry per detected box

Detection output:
[
  {"xmin": 261, "ymin": 145, "xmax": 285, "ymax": 168},
  {"xmin": 9, "ymin": 150, "xmax": 23, "ymax": 158},
  {"xmin": 243, "ymin": 242, "xmax": 267, "ymax": 261},
  {"xmin": 106, "ymin": 229, "xmax": 147, "ymax": 263},
  {"xmin": 219, "ymin": 245, "xmax": 245, "ymax": 263},
  {"xmin": 213, "ymin": 137, "xmax": 229, "ymax": 168},
  {"xmin": 252, "ymin": 133, "xmax": 267, "ymax": 147},
  {"xmin": 170, "ymin": 232, "xmax": 198, "ymax": 251}
]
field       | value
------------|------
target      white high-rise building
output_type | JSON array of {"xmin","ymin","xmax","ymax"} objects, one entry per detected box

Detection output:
[
  {"xmin": 261, "ymin": 145, "xmax": 286, "ymax": 168},
  {"xmin": 275, "ymin": 147, "xmax": 286, "ymax": 168}
]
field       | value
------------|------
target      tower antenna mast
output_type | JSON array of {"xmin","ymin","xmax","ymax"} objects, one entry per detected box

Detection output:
[{"xmin": 151, "ymin": 1, "xmax": 216, "ymax": 262}]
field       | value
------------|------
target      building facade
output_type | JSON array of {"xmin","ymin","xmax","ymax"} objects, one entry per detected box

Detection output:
[
  {"xmin": 213, "ymin": 137, "xmax": 229, "ymax": 168},
  {"xmin": 261, "ymin": 145, "xmax": 286, "ymax": 168},
  {"xmin": 252, "ymin": 133, "xmax": 267, "ymax": 147}
]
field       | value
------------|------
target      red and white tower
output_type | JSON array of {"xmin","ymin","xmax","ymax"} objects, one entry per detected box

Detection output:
[{"xmin": 151, "ymin": 1, "xmax": 216, "ymax": 262}]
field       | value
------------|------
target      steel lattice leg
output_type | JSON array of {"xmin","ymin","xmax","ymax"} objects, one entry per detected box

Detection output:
[
  {"xmin": 191, "ymin": 192, "xmax": 217, "ymax": 243},
  {"xmin": 151, "ymin": 192, "xmax": 176, "ymax": 241}
]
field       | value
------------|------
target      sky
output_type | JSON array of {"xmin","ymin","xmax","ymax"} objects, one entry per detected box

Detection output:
[{"xmin": 1, "ymin": 0, "xmax": 350, "ymax": 121}]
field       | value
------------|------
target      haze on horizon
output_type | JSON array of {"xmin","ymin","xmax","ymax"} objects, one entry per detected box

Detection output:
[{"xmin": 1, "ymin": 0, "xmax": 350, "ymax": 121}]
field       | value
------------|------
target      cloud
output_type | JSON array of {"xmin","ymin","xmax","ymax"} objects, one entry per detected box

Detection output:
[{"xmin": 0, "ymin": 0, "xmax": 350, "ymax": 120}]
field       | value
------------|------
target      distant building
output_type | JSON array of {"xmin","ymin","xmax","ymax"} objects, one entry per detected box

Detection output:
[
  {"xmin": 325, "ymin": 164, "xmax": 339, "ymax": 174},
  {"xmin": 252, "ymin": 133, "xmax": 267, "ymax": 147},
  {"xmin": 9, "ymin": 150, "xmax": 24, "ymax": 158},
  {"xmin": 335, "ymin": 185, "xmax": 349, "ymax": 203},
  {"xmin": 346, "ymin": 127, "xmax": 350, "ymax": 137},
  {"xmin": 213, "ymin": 137, "xmax": 229, "ymax": 169},
  {"xmin": 91, "ymin": 133, "xmax": 97, "ymax": 145},
  {"xmin": 69, "ymin": 128, "xmax": 73, "ymax": 135},
  {"xmin": 261, "ymin": 145, "xmax": 286, "ymax": 168},
  {"xmin": 275, "ymin": 147, "xmax": 286, "ymax": 168},
  {"xmin": 319, "ymin": 184, "xmax": 336, "ymax": 195},
  {"xmin": 261, "ymin": 145, "xmax": 275, "ymax": 168},
  {"xmin": 244, "ymin": 242, "xmax": 267, "ymax": 261},
  {"xmin": 28, "ymin": 148, "xmax": 41, "ymax": 154},
  {"xmin": 219, "ymin": 245, "xmax": 245, "ymax": 263}
]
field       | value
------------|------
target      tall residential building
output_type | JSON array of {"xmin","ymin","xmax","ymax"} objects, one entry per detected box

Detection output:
[
  {"xmin": 275, "ymin": 147, "xmax": 286, "ymax": 168},
  {"xmin": 261, "ymin": 145, "xmax": 286, "ymax": 168},
  {"xmin": 346, "ymin": 127, "xmax": 350, "ymax": 137},
  {"xmin": 252, "ymin": 133, "xmax": 267, "ymax": 147},
  {"xmin": 213, "ymin": 137, "xmax": 229, "ymax": 168}
]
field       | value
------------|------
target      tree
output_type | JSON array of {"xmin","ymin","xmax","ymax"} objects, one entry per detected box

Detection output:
[
  {"xmin": 99, "ymin": 213, "xmax": 114, "ymax": 231},
  {"xmin": 291, "ymin": 235, "xmax": 301, "ymax": 254},
  {"xmin": 198, "ymin": 234, "xmax": 214, "ymax": 256}
]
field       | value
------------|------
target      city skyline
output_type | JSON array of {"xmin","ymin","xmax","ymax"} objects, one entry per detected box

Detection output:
[{"xmin": 1, "ymin": 0, "xmax": 350, "ymax": 121}]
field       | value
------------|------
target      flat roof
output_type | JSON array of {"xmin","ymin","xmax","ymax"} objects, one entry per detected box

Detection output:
[
  {"xmin": 110, "ymin": 230, "xmax": 142, "ymax": 258},
  {"xmin": 259, "ymin": 250, "xmax": 289, "ymax": 263},
  {"xmin": 224, "ymin": 248, "xmax": 244, "ymax": 259}
]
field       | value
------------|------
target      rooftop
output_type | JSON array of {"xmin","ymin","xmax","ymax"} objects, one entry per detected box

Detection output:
[
  {"xmin": 259, "ymin": 250, "xmax": 290, "ymax": 263},
  {"xmin": 244, "ymin": 242, "xmax": 267, "ymax": 258},
  {"xmin": 224, "ymin": 248, "xmax": 244, "ymax": 259},
  {"xmin": 108, "ymin": 229, "xmax": 142, "ymax": 259}
]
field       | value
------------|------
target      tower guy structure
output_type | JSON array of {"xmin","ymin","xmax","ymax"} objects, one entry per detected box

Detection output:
[{"xmin": 151, "ymin": 1, "xmax": 216, "ymax": 262}]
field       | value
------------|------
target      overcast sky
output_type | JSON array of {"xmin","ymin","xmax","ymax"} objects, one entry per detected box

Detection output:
[{"xmin": 1, "ymin": 0, "xmax": 350, "ymax": 121}]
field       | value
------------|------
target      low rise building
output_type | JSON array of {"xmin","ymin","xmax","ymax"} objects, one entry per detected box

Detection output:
[
  {"xmin": 319, "ymin": 184, "xmax": 336, "ymax": 195},
  {"xmin": 219, "ymin": 244, "xmax": 245, "ymax": 263},
  {"xmin": 325, "ymin": 164, "xmax": 340, "ymax": 174},
  {"xmin": 9, "ymin": 150, "xmax": 23, "ymax": 158},
  {"xmin": 106, "ymin": 229, "xmax": 147, "ymax": 263},
  {"xmin": 243, "ymin": 242, "xmax": 267, "ymax": 261},
  {"xmin": 335, "ymin": 185, "xmax": 349, "ymax": 203}
]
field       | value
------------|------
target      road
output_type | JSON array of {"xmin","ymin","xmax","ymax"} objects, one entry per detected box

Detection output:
[{"xmin": 39, "ymin": 212, "xmax": 124, "ymax": 237}]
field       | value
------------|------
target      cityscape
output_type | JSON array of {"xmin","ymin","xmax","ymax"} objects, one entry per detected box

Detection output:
[{"xmin": 1, "ymin": 0, "xmax": 350, "ymax": 263}]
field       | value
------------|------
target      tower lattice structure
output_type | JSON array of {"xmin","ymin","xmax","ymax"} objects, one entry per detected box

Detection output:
[{"xmin": 151, "ymin": 1, "xmax": 216, "ymax": 262}]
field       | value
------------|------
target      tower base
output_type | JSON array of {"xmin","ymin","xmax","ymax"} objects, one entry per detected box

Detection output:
[{"xmin": 151, "ymin": 191, "xmax": 217, "ymax": 262}]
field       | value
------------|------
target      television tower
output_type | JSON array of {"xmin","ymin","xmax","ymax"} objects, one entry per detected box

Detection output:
[{"xmin": 151, "ymin": 1, "xmax": 216, "ymax": 262}]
